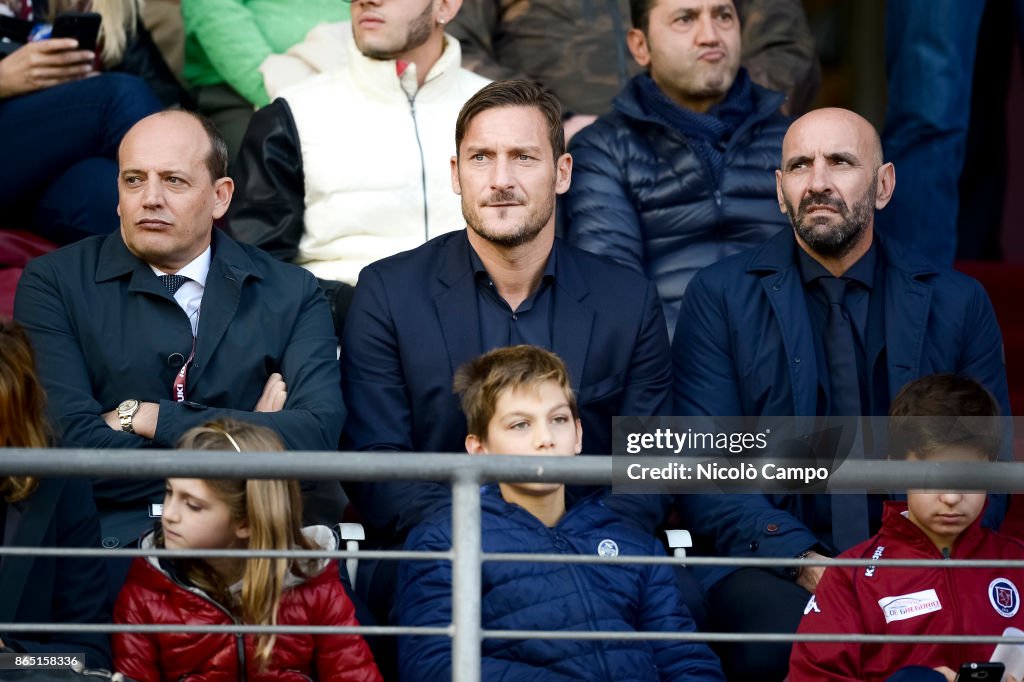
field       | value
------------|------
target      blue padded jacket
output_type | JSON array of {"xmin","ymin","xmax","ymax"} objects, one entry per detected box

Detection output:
[
  {"xmin": 395, "ymin": 488, "xmax": 724, "ymax": 681},
  {"xmin": 564, "ymin": 73, "xmax": 790, "ymax": 338}
]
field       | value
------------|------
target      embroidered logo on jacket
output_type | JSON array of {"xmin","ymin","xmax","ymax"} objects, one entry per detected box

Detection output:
[
  {"xmin": 989, "ymin": 578, "xmax": 1020, "ymax": 618},
  {"xmin": 597, "ymin": 539, "xmax": 619, "ymax": 557},
  {"xmin": 865, "ymin": 545, "xmax": 885, "ymax": 577},
  {"xmin": 877, "ymin": 589, "xmax": 942, "ymax": 623}
]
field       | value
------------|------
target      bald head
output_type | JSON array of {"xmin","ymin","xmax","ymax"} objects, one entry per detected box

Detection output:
[
  {"xmin": 781, "ymin": 107, "xmax": 883, "ymax": 173},
  {"xmin": 775, "ymin": 107, "xmax": 896, "ymax": 270},
  {"xmin": 119, "ymin": 110, "xmax": 228, "ymax": 184},
  {"xmin": 116, "ymin": 110, "xmax": 234, "ymax": 273}
]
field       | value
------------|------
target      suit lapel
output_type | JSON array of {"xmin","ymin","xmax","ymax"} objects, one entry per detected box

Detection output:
[
  {"xmin": 435, "ymin": 232, "xmax": 483, "ymax": 375},
  {"xmin": 759, "ymin": 267, "xmax": 819, "ymax": 415},
  {"xmin": 884, "ymin": 267, "xmax": 931, "ymax": 399},
  {"xmin": 190, "ymin": 233, "xmax": 255, "ymax": 388},
  {"xmin": 0, "ymin": 480, "xmax": 62, "ymax": 622},
  {"xmin": 551, "ymin": 246, "xmax": 593, "ymax": 392}
]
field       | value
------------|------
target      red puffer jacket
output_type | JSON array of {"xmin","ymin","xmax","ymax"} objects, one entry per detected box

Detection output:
[
  {"xmin": 113, "ymin": 530, "xmax": 381, "ymax": 682},
  {"xmin": 790, "ymin": 502, "xmax": 1024, "ymax": 682}
]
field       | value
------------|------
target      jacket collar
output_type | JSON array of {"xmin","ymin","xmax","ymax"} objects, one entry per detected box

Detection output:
[
  {"xmin": 95, "ymin": 230, "xmax": 264, "ymax": 386},
  {"xmin": 880, "ymin": 500, "xmax": 989, "ymax": 558},
  {"xmin": 94, "ymin": 228, "xmax": 264, "ymax": 283},
  {"xmin": 434, "ymin": 231, "xmax": 593, "ymax": 391},
  {"xmin": 743, "ymin": 226, "xmax": 938, "ymax": 279},
  {"xmin": 347, "ymin": 31, "xmax": 464, "ymax": 102},
  {"xmin": 481, "ymin": 485, "xmax": 609, "ymax": 529}
]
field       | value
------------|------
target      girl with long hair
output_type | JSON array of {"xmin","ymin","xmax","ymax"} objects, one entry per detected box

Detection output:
[{"xmin": 112, "ymin": 419, "xmax": 380, "ymax": 681}]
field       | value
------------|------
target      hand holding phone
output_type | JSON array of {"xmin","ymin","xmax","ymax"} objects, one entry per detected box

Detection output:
[{"xmin": 0, "ymin": 39, "xmax": 94, "ymax": 98}]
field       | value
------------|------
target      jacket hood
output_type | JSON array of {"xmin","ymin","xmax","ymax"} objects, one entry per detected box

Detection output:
[{"xmin": 136, "ymin": 524, "xmax": 339, "ymax": 596}]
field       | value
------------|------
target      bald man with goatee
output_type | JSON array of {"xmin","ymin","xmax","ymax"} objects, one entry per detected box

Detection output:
[{"xmin": 670, "ymin": 108, "xmax": 1010, "ymax": 679}]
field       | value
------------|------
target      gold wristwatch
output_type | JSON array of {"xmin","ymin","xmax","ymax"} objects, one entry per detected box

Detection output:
[{"xmin": 117, "ymin": 399, "xmax": 141, "ymax": 433}]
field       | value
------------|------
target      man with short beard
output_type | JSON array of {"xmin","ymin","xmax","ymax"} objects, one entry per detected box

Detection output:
[
  {"xmin": 340, "ymin": 80, "xmax": 673, "ymax": 611},
  {"xmin": 564, "ymin": 0, "xmax": 791, "ymax": 339},
  {"xmin": 670, "ymin": 107, "xmax": 1010, "ymax": 680},
  {"xmin": 226, "ymin": 0, "xmax": 488, "ymax": 336}
]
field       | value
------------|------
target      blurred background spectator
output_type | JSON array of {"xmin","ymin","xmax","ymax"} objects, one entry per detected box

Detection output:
[
  {"xmin": 181, "ymin": 0, "xmax": 349, "ymax": 164},
  {"xmin": 0, "ymin": 0, "xmax": 163, "ymax": 246},
  {"xmin": 450, "ymin": 0, "xmax": 820, "ymax": 142}
]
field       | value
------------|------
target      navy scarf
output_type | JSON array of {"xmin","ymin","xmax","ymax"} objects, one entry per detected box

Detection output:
[{"xmin": 635, "ymin": 68, "xmax": 756, "ymax": 185}]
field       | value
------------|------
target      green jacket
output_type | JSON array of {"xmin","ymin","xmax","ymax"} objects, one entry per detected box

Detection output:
[{"xmin": 182, "ymin": 0, "xmax": 348, "ymax": 107}]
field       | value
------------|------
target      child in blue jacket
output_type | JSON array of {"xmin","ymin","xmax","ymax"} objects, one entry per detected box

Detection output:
[{"xmin": 394, "ymin": 345, "xmax": 724, "ymax": 681}]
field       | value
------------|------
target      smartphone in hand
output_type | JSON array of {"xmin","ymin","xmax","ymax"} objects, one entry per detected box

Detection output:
[
  {"xmin": 51, "ymin": 12, "xmax": 101, "ymax": 53},
  {"xmin": 957, "ymin": 661, "xmax": 1006, "ymax": 681}
]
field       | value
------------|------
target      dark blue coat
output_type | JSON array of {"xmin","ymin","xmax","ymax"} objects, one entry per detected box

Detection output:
[
  {"xmin": 14, "ymin": 229, "xmax": 343, "ymax": 505},
  {"xmin": 564, "ymin": 75, "xmax": 790, "ymax": 337},
  {"xmin": 394, "ymin": 489, "xmax": 725, "ymax": 682},
  {"xmin": 341, "ymin": 230, "xmax": 671, "ymax": 538},
  {"xmin": 671, "ymin": 228, "xmax": 1010, "ymax": 588},
  {"xmin": 0, "ymin": 479, "xmax": 111, "ymax": 667}
]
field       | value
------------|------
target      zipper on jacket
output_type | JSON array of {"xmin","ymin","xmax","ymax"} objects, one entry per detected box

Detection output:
[
  {"xmin": 554, "ymin": 529, "xmax": 614, "ymax": 681},
  {"xmin": 166, "ymin": 571, "xmax": 248, "ymax": 681},
  {"xmin": 406, "ymin": 95, "xmax": 431, "ymax": 242},
  {"xmin": 940, "ymin": 546, "xmax": 966, "ymax": 667}
]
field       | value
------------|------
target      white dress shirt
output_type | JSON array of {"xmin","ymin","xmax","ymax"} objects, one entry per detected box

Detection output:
[{"xmin": 150, "ymin": 245, "xmax": 211, "ymax": 337}]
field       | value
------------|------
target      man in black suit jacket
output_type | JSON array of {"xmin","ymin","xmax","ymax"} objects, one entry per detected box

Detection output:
[
  {"xmin": 342, "ymin": 80, "xmax": 672, "ymax": 542},
  {"xmin": 14, "ymin": 111, "xmax": 344, "ymax": 546}
]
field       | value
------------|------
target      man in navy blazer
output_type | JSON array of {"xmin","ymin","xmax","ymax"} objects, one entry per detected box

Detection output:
[
  {"xmin": 671, "ymin": 108, "xmax": 1009, "ymax": 679},
  {"xmin": 342, "ymin": 80, "xmax": 671, "ymax": 542},
  {"xmin": 14, "ymin": 112, "xmax": 344, "ymax": 547}
]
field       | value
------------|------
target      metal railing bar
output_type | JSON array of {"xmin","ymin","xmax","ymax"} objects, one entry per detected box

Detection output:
[
  {"xmin": 0, "ymin": 450, "xmax": 612, "ymax": 484},
  {"xmin": 7, "ymin": 622, "xmax": 1024, "ymax": 646},
  {"xmin": 0, "ymin": 547, "xmax": 451, "ymax": 561},
  {"xmin": 5, "ymin": 545, "xmax": 1024, "ymax": 569},
  {"xmin": 451, "ymin": 475, "xmax": 482, "ymax": 682},
  {"xmin": 479, "ymin": 632, "xmax": 1024, "ymax": 645},
  {"xmin": 5, "ymin": 449, "xmax": 1024, "ymax": 489},
  {"xmin": 0, "ymin": 624, "xmax": 448, "ymax": 636}
]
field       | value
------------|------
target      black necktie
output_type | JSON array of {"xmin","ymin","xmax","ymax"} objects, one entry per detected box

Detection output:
[
  {"xmin": 819, "ymin": 276, "xmax": 869, "ymax": 551},
  {"xmin": 819, "ymin": 277, "xmax": 860, "ymax": 417},
  {"xmin": 159, "ymin": 274, "xmax": 189, "ymax": 295}
]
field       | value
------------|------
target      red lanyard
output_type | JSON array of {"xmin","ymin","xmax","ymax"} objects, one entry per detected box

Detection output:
[{"xmin": 172, "ymin": 334, "xmax": 196, "ymax": 403}]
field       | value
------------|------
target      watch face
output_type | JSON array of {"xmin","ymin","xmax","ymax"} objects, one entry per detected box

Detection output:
[{"xmin": 119, "ymin": 399, "xmax": 140, "ymax": 414}]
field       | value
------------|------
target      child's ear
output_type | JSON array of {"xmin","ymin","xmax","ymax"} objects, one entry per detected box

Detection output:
[
  {"xmin": 235, "ymin": 520, "xmax": 251, "ymax": 540},
  {"xmin": 466, "ymin": 433, "xmax": 488, "ymax": 455},
  {"xmin": 574, "ymin": 419, "xmax": 583, "ymax": 455}
]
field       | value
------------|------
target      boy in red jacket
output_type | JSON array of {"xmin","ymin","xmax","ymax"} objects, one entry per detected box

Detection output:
[{"xmin": 790, "ymin": 374, "xmax": 1023, "ymax": 682}]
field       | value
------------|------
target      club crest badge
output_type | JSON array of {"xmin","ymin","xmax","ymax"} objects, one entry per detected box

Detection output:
[
  {"xmin": 597, "ymin": 539, "xmax": 619, "ymax": 557},
  {"xmin": 989, "ymin": 578, "xmax": 1020, "ymax": 618}
]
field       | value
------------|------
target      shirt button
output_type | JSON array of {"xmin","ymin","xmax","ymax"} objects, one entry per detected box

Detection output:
[{"xmin": 748, "ymin": 540, "xmax": 759, "ymax": 552}]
